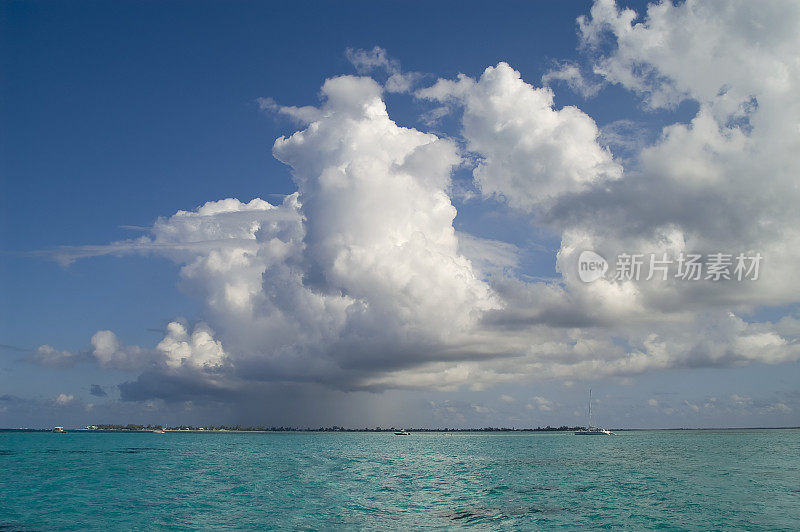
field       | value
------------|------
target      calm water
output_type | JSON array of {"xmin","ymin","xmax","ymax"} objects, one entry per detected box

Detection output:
[{"xmin": 1, "ymin": 430, "xmax": 798, "ymax": 530}]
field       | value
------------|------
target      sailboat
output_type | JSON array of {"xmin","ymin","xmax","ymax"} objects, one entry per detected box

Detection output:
[{"xmin": 574, "ymin": 389, "xmax": 615, "ymax": 435}]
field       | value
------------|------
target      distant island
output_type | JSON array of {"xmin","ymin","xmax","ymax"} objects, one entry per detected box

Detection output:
[
  {"xmin": 40, "ymin": 424, "xmax": 590, "ymax": 432},
  {"xmin": 2, "ymin": 425, "xmax": 798, "ymax": 432}
]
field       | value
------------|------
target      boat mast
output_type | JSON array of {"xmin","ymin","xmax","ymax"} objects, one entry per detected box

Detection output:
[{"xmin": 588, "ymin": 388, "xmax": 592, "ymax": 428}]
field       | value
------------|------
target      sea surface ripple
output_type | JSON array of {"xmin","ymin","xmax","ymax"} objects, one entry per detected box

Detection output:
[{"xmin": 1, "ymin": 430, "xmax": 798, "ymax": 530}]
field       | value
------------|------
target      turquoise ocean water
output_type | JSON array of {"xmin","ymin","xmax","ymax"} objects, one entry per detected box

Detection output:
[{"xmin": 1, "ymin": 430, "xmax": 798, "ymax": 530}]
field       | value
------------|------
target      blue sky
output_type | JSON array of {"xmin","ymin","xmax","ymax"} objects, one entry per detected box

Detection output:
[{"xmin": 2, "ymin": 0, "xmax": 799, "ymax": 429}]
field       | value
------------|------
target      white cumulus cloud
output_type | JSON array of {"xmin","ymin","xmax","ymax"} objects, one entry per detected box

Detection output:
[
  {"xmin": 418, "ymin": 62, "xmax": 622, "ymax": 210},
  {"xmin": 55, "ymin": 393, "xmax": 74, "ymax": 405},
  {"xmin": 36, "ymin": 2, "xmax": 800, "ymax": 404}
]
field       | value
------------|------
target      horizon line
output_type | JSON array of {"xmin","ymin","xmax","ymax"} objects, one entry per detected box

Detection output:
[{"xmin": 3, "ymin": 425, "xmax": 799, "ymax": 432}]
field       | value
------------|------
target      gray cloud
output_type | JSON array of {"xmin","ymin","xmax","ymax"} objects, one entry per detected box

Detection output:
[{"xmin": 89, "ymin": 385, "xmax": 107, "ymax": 397}]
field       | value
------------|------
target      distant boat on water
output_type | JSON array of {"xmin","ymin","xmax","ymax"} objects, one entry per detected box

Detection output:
[
  {"xmin": 394, "ymin": 431, "xmax": 410, "ymax": 435},
  {"xmin": 152, "ymin": 429, "xmax": 165, "ymax": 434},
  {"xmin": 574, "ymin": 389, "xmax": 615, "ymax": 436},
  {"xmin": 52, "ymin": 426, "xmax": 66, "ymax": 433}
]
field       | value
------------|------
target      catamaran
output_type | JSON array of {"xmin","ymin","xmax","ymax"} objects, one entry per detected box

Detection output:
[{"xmin": 574, "ymin": 389, "xmax": 615, "ymax": 435}]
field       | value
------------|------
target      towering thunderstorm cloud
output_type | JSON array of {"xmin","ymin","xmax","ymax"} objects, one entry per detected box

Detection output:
[{"xmin": 39, "ymin": 0, "xmax": 800, "ymax": 406}]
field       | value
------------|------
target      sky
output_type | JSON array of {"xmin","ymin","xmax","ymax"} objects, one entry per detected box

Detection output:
[{"xmin": 2, "ymin": 0, "xmax": 799, "ymax": 429}]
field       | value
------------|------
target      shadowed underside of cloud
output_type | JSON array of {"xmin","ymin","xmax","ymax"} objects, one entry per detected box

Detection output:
[
  {"xmin": 89, "ymin": 384, "xmax": 107, "ymax": 397},
  {"xmin": 35, "ymin": 0, "xmax": 800, "ymax": 404}
]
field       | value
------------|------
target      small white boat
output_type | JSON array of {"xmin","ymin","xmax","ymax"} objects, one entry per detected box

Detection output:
[
  {"xmin": 394, "ymin": 431, "xmax": 410, "ymax": 435},
  {"xmin": 152, "ymin": 429, "xmax": 165, "ymax": 434},
  {"xmin": 52, "ymin": 426, "xmax": 66, "ymax": 433},
  {"xmin": 574, "ymin": 389, "xmax": 615, "ymax": 435},
  {"xmin": 574, "ymin": 427, "xmax": 615, "ymax": 435}
]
